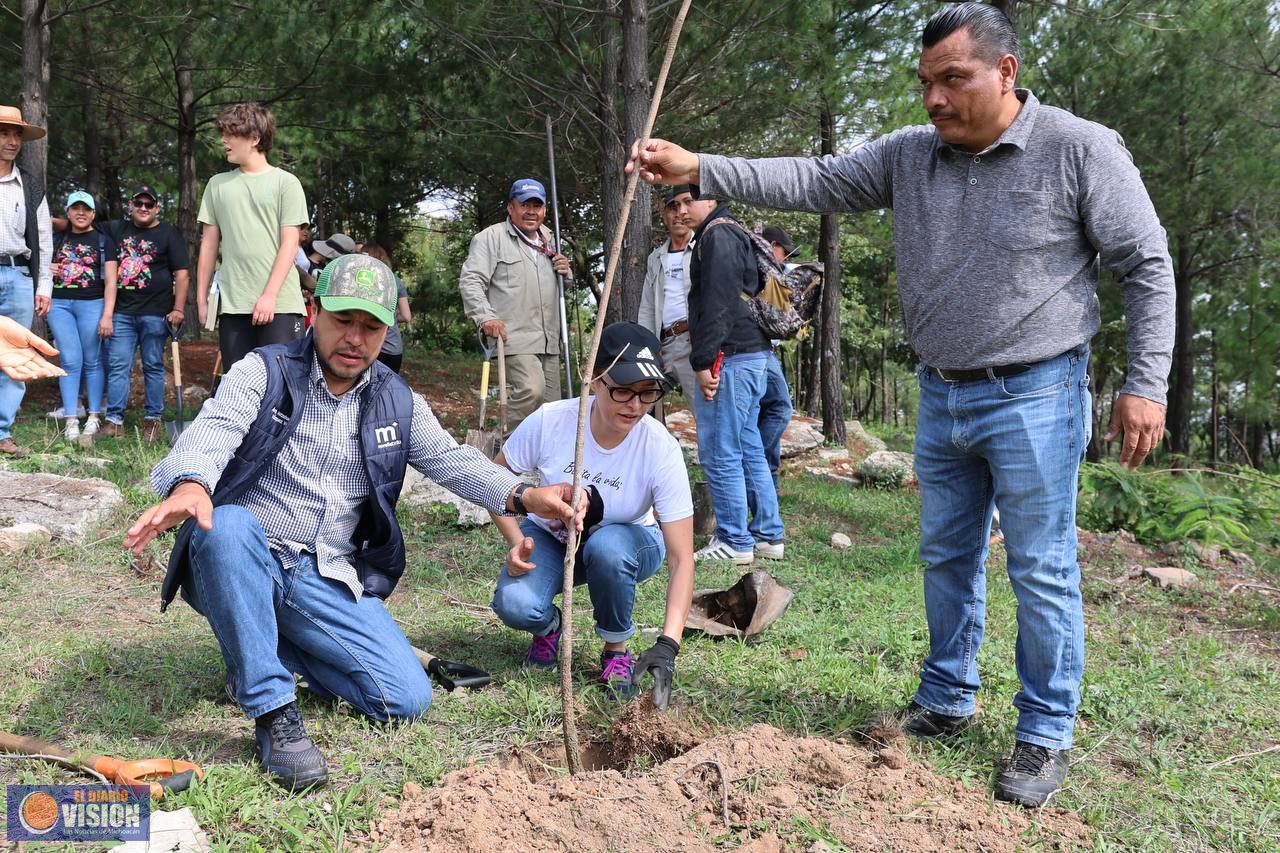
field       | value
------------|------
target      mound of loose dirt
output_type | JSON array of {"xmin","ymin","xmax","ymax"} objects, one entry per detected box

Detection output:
[{"xmin": 370, "ymin": 710, "xmax": 1093, "ymax": 852}]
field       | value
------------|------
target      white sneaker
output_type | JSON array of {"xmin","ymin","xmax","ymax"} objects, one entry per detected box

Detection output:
[
  {"xmin": 82, "ymin": 415, "xmax": 100, "ymax": 437},
  {"xmin": 63, "ymin": 418, "xmax": 81, "ymax": 442},
  {"xmin": 755, "ymin": 540, "xmax": 785, "ymax": 560},
  {"xmin": 694, "ymin": 536, "xmax": 754, "ymax": 564}
]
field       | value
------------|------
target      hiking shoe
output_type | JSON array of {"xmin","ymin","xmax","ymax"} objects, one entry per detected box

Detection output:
[
  {"xmin": 254, "ymin": 703, "xmax": 328, "ymax": 791},
  {"xmin": 901, "ymin": 701, "xmax": 974, "ymax": 739},
  {"xmin": 994, "ymin": 741, "xmax": 1070, "ymax": 808},
  {"xmin": 755, "ymin": 540, "xmax": 785, "ymax": 560},
  {"xmin": 523, "ymin": 626, "xmax": 561, "ymax": 670},
  {"xmin": 0, "ymin": 437, "xmax": 27, "ymax": 458},
  {"xmin": 142, "ymin": 418, "xmax": 164, "ymax": 443},
  {"xmin": 99, "ymin": 420, "xmax": 125, "ymax": 439},
  {"xmin": 694, "ymin": 536, "xmax": 754, "ymax": 564},
  {"xmin": 598, "ymin": 650, "xmax": 638, "ymax": 700},
  {"xmin": 63, "ymin": 418, "xmax": 80, "ymax": 443}
]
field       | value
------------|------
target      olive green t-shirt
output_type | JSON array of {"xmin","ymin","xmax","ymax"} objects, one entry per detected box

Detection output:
[{"xmin": 197, "ymin": 166, "xmax": 308, "ymax": 315}]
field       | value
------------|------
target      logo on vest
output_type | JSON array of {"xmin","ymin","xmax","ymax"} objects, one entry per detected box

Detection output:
[
  {"xmin": 374, "ymin": 422, "xmax": 401, "ymax": 449},
  {"xmin": 271, "ymin": 408, "xmax": 289, "ymax": 425}
]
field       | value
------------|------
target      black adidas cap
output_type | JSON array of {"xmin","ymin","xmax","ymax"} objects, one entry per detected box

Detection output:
[{"xmin": 595, "ymin": 322, "xmax": 671, "ymax": 388}]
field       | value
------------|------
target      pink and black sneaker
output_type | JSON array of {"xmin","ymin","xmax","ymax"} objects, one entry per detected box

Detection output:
[
  {"xmin": 598, "ymin": 650, "xmax": 638, "ymax": 700},
  {"xmin": 523, "ymin": 627, "xmax": 561, "ymax": 670}
]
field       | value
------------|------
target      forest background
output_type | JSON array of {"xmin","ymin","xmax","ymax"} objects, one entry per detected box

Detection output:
[{"xmin": 3, "ymin": 0, "xmax": 1278, "ymax": 470}]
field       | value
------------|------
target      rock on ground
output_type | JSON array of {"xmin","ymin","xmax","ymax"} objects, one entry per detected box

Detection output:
[
  {"xmin": 844, "ymin": 420, "xmax": 887, "ymax": 457},
  {"xmin": 1143, "ymin": 565, "xmax": 1199, "ymax": 588},
  {"xmin": 831, "ymin": 532, "xmax": 852, "ymax": 550},
  {"xmin": 0, "ymin": 471, "xmax": 123, "ymax": 539},
  {"xmin": 860, "ymin": 450, "xmax": 917, "ymax": 487},
  {"xmin": 401, "ymin": 467, "xmax": 491, "ymax": 526},
  {"xmin": 0, "ymin": 521, "xmax": 53, "ymax": 553},
  {"xmin": 665, "ymin": 410, "xmax": 824, "ymax": 466}
]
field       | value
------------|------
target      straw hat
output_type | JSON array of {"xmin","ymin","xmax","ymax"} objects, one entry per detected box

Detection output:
[{"xmin": 0, "ymin": 105, "xmax": 47, "ymax": 142}]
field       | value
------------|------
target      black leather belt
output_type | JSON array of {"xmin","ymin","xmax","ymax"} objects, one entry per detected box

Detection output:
[
  {"xmin": 0, "ymin": 255, "xmax": 28, "ymax": 267},
  {"xmin": 932, "ymin": 363, "xmax": 1031, "ymax": 382},
  {"xmin": 661, "ymin": 320, "xmax": 688, "ymax": 339}
]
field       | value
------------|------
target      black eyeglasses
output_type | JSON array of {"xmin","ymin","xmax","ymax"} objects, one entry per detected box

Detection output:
[
  {"xmin": 132, "ymin": 199, "xmax": 156, "ymax": 209},
  {"xmin": 599, "ymin": 377, "xmax": 665, "ymax": 404}
]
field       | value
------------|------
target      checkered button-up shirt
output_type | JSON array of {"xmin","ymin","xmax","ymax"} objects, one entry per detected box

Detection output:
[
  {"xmin": 153, "ymin": 350, "xmax": 520, "ymax": 598},
  {"xmin": 0, "ymin": 167, "xmax": 54, "ymax": 296}
]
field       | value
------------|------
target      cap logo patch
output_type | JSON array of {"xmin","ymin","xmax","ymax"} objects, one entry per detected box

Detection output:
[{"xmin": 635, "ymin": 346, "xmax": 654, "ymax": 361}]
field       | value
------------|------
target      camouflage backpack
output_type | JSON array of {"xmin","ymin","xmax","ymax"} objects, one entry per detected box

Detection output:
[{"xmin": 701, "ymin": 219, "xmax": 825, "ymax": 340}]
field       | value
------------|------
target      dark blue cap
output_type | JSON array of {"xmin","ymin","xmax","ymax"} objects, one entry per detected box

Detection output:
[{"xmin": 509, "ymin": 178, "xmax": 547, "ymax": 203}]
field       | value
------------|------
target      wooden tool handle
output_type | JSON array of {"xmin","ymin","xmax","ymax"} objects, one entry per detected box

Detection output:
[
  {"xmin": 497, "ymin": 336, "xmax": 508, "ymax": 435},
  {"xmin": 171, "ymin": 340, "xmax": 183, "ymax": 387}
]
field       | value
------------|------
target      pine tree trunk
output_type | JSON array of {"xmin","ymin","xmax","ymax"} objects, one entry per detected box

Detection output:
[
  {"xmin": 1167, "ymin": 239, "xmax": 1193, "ymax": 456},
  {"xmin": 817, "ymin": 106, "xmax": 844, "ymax": 444},
  {"xmin": 175, "ymin": 20, "xmax": 200, "ymax": 329},
  {"xmin": 613, "ymin": 0, "xmax": 652, "ymax": 324},
  {"xmin": 20, "ymin": 0, "xmax": 50, "ymax": 184}
]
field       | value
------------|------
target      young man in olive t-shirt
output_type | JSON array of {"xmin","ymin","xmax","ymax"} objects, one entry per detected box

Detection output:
[{"xmin": 196, "ymin": 103, "xmax": 308, "ymax": 368}]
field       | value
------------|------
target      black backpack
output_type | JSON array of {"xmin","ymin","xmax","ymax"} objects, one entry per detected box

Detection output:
[{"xmin": 701, "ymin": 219, "xmax": 824, "ymax": 340}]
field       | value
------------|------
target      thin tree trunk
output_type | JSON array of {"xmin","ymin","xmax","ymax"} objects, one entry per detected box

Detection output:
[
  {"xmin": 597, "ymin": 2, "xmax": 625, "ymax": 322},
  {"xmin": 1209, "ymin": 333, "xmax": 1219, "ymax": 466},
  {"xmin": 20, "ymin": 0, "xmax": 51, "ymax": 183},
  {"xmin": 1167, "ymin": 238, "xmax": 1193, "ymax": 455},
  {"xmin": 614, "ymin": 0, "xmax": 651, "ymax": 323},
  {"xmin": 817, "ymin": 104, "xmax": 844, "ymax": 443},
  {"xmin": 175, "ymin": 19, "xmax": 200, "ymax": 329}
]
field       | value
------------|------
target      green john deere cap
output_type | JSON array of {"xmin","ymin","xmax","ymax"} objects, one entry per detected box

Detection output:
[{"xmin": 313, "ymin": 253, "xmax": 396, "ymax": 326}]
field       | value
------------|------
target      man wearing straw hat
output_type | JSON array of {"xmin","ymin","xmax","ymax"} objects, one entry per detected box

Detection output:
[{"xmin": 0, "ymin": 105, "xmax": 53, "ymax": 458}]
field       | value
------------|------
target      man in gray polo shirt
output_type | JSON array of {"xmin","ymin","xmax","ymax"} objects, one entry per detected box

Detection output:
[{"xmin": 629, "ymin": 2, "xmax": 1174, "ymax": 808}]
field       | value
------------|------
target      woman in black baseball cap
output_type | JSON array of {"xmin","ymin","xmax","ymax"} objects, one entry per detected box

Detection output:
[{"xmin": 487, "ymin": 322, "xmax": 695, "ymax": 708}]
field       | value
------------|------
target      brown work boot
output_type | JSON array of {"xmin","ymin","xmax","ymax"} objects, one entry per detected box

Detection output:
[
  {"xmin": 0, "ymin": 437, "xmax": 28, "ymax": 458},
  {"xmin": 98, "ymin": 420, "xmax": 125, "ymax": 439},
  {"xmin": 142, "ymin": 419, "xmax": 164, "ymax": 443}
]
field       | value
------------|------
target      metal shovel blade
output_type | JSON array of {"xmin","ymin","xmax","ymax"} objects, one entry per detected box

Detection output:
[{"xmin": 165, "ymin": 330, "xmax": 187, "ymax": 446}]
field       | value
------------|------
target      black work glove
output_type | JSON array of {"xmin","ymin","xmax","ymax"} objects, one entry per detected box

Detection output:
[{"xmin": 630, "ymin": 635, "xmax": 679, "ymax": 710}]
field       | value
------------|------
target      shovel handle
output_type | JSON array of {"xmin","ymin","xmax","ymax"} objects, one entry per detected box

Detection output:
[
  {"xmin": 497, "ymin": 337, "xmax": 507, "ymax": 435},
  {"xmin": 171, "ymin": 340, "xmax": 183, "ymax": 387},
  {"xmin": 478, "ymin": 360, "xmax": 491, "ymax": 424}
]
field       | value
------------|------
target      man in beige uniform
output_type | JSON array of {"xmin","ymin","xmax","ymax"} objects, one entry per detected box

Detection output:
[
  {"xmin": 459, "ymin": 178, "xmax": 569, "ymax": 430},
  {"xmin": 638, "ymin": 185, "xmax": 714, "ymax": 400}
]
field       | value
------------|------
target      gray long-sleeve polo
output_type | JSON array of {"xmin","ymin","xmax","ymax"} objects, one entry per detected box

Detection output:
[{"xmin": 698, "ymin": 90, "xmax": 1175, "ymax": 403}]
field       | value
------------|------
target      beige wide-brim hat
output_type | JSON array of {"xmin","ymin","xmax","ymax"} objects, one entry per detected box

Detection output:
[{"xmin": 0, "ymin": 105, "xmax": 47, "ymax": 141}]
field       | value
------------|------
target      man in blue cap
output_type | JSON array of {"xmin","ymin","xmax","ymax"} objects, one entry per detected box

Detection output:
[{"xmin": 458, "ymin": 178, "xmax": 571, "ymax": 431}]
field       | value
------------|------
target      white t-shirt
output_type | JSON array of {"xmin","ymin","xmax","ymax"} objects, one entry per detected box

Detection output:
[
  {"xmin": 662, "ymin": 250, "xmax": 688, "ymax": 327},
  {"xmin": 502, "ymin": 397, "xmax": 693, "ymax": 535}
]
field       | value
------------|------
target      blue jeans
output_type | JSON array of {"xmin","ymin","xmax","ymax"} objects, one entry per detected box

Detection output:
[
  {"xmin": 47, "ymin": 298, "xmax": 106, "ymax": 417},
  {"xmin": 107, "ymin": 313, "xmax": 169, "ymax": 422},
  {"xmin": 491, "ymin": 519, "xmax": 664, "ymax": 643},
  {"xmin": 0, "ymin": 267, "xmax": 34, "ymax": 440},
  {"xmin": 912, "ymin": 347, "xmax": 1091, "ymax": 751},
  {"xmin": 758, "ymin": 350, "xmax": 792, "ymax": 484},
  {"xmin": 691, "ymin": 352, "xmax": 783, "ymax": 551},
  {"xmin": 182, "ymin": 506, "xmax": 431, "ymax": 721}
]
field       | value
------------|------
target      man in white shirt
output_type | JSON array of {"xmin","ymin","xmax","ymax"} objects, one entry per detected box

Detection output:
[
  {"xmin": 0, "ymin": 105, "xmax": 53, "ymax": 457},
  {"xmin": 637, "ymin": 185, "xmax": 714, "ymax": 401}
]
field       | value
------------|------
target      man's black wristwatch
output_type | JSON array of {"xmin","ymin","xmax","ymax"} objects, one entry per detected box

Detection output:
[{"xmin": 511, "ymin": 483, "xmax": 530, "ymax": 516}]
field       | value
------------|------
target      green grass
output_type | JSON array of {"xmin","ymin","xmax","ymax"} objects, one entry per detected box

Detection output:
[{"xmin": 1, "ymin": 352, "xmax": 1277, "ymax": 851}]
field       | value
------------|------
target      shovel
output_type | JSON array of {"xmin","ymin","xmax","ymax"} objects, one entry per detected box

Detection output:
[
  {"xmin": 164, "ymin": 323, "xmax": 187, "ymax": 445},
  {"xmin": 0, "ymin": 729, "xmax": 204, "ymax": 799},
  {"xmin": 411, "ymin": 646, "xmax": 493, "ymax": 692},
  {"xmin": 463, "ymin": 332, "xmax": 507, "ymax": 458}
]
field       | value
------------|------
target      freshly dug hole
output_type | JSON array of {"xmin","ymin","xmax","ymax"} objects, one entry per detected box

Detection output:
[{"xmin": 369, "ymin": 712, "xmax": 1093, "ymax": 852}]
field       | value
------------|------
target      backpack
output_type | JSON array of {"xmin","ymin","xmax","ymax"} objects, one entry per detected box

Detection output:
[{"xmin": 701, "ymin": 219, "xmax": 824, "ymax": 340}]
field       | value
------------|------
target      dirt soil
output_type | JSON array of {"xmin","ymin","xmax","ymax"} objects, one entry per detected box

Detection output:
[{"xmin": 370, "ymin": 703, "xmax": 1093, "ymax": 852}]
